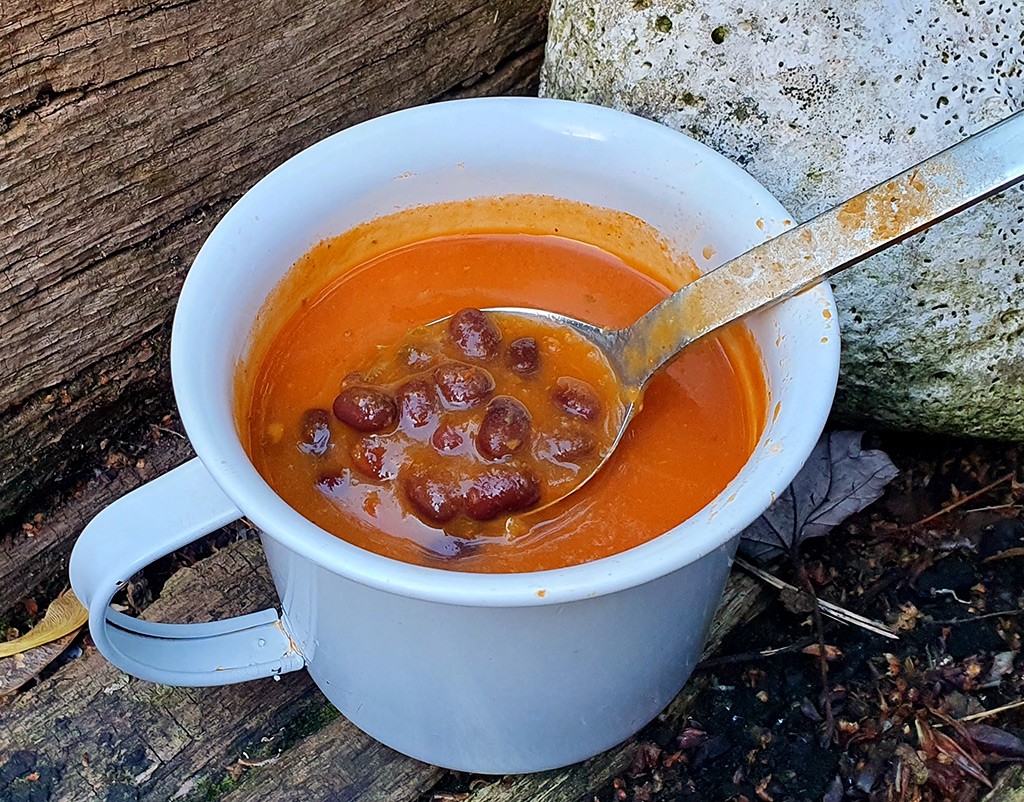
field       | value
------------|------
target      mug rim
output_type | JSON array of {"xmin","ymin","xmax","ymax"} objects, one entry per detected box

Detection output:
[{"xmin": 172, "ymin": 96, "xmax": 839, "ymax": 606}]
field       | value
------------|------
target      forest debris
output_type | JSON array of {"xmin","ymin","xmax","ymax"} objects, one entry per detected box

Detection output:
[
  {"xmin": 740, "ymin": 431, "xmax": 898, "ymax": 561},
  {"xmin": 0, "ymin": 632, "xmax": 78, "ymax": 694},
  {"xmin": 982, "ymin": 547, "xmax": 1024, "ymax": 563},
  {"xmin": 626, "ymin": 742, "xmax": 662, "ymax": 778},
  {"xmin": 913, "ymin": 473, "xmax": 1015, "ymax": 528},
  {"xmin": 960, "ymin": 700, "xmax": 1024, "ymax": 723},
  {"xmin": 964, "ymin": 724, "xmax": 1024, "ymax": 760},
  {"xmin": 980, "ymin": 652, "xmax": 1016, "ymax": 687},
  {"xmin": 735, "ymin": 558, "xmax": 899, "ymax": 639},
  {"xmin": 802, "ymin": 644, "xmax": 843, "ymax": 661},
  {"xmin": 916, "ymin": 717, "xmax": 991, "ymax": 788},
  {"xmin": 0, "ymin": 591, "xmax": 87, "ymax": 658},
  {"xmin": 895, "ymin": 603, "xmax": 922, "ymax": 631}
]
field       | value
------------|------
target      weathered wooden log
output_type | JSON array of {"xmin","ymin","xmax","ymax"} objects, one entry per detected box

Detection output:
[
  {"xmin": 0, "ymin": 540, "xmax": 328, "ymax": 801},
  {"xmin": 0, "ymin": 429, "xmax": 194, "ymax": 615},
  {"xmin": 0, "ymin": 536, "xmax": 768, "ymax": 801},
  {"xmin": 0, "ymin": 0, "xmax": 549, "ymax": 530}
]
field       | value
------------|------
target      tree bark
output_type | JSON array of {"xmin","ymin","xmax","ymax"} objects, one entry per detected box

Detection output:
[{"xmin": 0, "ymin": 0, "xmax": 548, "ymax": 529}]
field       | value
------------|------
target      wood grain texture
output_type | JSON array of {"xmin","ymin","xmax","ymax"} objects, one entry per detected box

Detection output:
[
  {"xmin": 0, "ymin": 0, "xmax": 548, "ymax": 527},
  {"xmin": 0, "ymin": 428, "xmax": 195, "ymax": 615},
  {"xmin": 220, "ymin": 719, "xmax": 444, "ymax": 802},
  {"xmin": 0, "ymin": 539, "xmax": 330, "ymax": 802}
]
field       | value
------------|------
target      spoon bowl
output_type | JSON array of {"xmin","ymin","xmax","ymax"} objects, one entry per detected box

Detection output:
[{"xmin": 482, "ymin": 108, "xmax": 1024, "ymax": 511}]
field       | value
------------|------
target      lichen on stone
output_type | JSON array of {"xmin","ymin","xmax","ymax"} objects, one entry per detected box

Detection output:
[{"xmin": 541, "ymin": 0, "xmax": 1024, "ymax": 438}]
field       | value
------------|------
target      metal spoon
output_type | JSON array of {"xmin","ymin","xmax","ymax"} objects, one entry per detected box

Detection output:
[{"xmin": 478, "ymin": 108, "xmax": 1024, "ymax": 509}]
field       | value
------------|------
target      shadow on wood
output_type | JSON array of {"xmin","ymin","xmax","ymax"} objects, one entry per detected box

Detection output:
[{"xmin": 0, "ymin": 0, "xmax": 549, "ymax": 531}]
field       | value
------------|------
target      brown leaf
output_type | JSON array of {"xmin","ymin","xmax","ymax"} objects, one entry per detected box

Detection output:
[
  {"xmin": 802, "ymin": 644, "xmax": 843, "ymax": 661},
  {"xmin": 916, "ymin": 718, "xmax": 991, "ymax": 788},
  {"xmin": 754, "ymin": 774, "xmax": 773, "ymax": 802},
  {"xmin": 626, "ymin": 741, "xmax": 662, "ymax": 778},
  {"xmin": 965, "ymin": 723, "xmax": 1024, "ymax": 759},
  {"xmin": 739, "ymin": 431, "xmax": 898, "ymax": 561},
  {"xmin": 894, "ymin": 603, "xmax": 922, "ymax": 632}
]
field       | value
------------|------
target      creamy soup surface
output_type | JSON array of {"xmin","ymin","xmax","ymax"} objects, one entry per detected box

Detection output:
[{"xmin": 239, "ymin": 196, "xmax": 767, "ymax": 573}]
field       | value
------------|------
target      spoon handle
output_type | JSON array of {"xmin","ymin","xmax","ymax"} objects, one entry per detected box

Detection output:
[{"xmin": 613, "ymin": 109, "xmax": 1024, "ymax": 388}]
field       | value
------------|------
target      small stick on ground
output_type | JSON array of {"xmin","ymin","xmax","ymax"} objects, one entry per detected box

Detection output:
[
  {"xmin": 734, "ymin": 558, "xmax": 899, "ymax": 640},
  {"xmin": 912, "ymin": 472, "xmax": 1015, "ymax": 528},
  {"xmin": 697, "ymin": 636, "xmax": 820, "ymax": 669},
  {"xmin": 958, "ymin": 700, "xmax": 1024, "ymax": 723},
  {"xmin": 926, "ymin": 609, "xmax": 1024, "ymax": 626},
  {"xmin": 796, "ymin": 561, "xmax": 836, "ymax": 746}
]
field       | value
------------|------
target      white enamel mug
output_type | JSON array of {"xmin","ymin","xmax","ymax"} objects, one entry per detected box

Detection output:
[{"xmin": 69, "ymin": 97, "xmax": 839, "ymax": 773}]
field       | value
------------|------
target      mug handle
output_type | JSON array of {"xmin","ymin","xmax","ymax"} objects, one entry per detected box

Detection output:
[{"xmin": 69, "ymin": 458, "xmax": 305, "ymax": 686}]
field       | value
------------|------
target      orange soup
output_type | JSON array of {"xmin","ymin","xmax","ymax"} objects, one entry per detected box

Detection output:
[{"xmin": 240, "ymin": 196, "xmax": 767, "ymax": 573}]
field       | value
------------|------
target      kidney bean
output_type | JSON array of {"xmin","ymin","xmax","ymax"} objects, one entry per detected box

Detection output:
[
  {"xmin": 298, "ymin": 408, "xmax": 332, "ymax": 456},
  {"xmin": 395, "ymin": 378, "xmax": 439, "ymax": 428},
  {"xmin": 464, "ymin": 466, "xmax": 540, "ymax": 521},
  {"xmin": 434, "ymin": 362, "xmax": 495, "ymax": 409},
  {"xmin": 507, "ymin": 337, "xmax": 540, "ymax": 376},
  {"xmin": 477, "ymin": 396, "xmax": 532, "ymax": 459},
  {"xmin": 333, "ymin": 385, "xmax": 397, "ymax": 432},
  {"xmin": 350, "ymin": 437, "xmax": 395, "ymax": 481},
  {"xmin": 448, "ymin": 308, "xmax": 501, "ymax": 361},
  {"xmin": 552, "ymin": 376, "xmax": 602, "ymax": 421},
  {"xmin": 431, "ymin": 421, "xmax": 464, "ymax": 452},
  {"xmin": 540, "ymin": 426, "xmax": 595, "ymax": 464},
  {"xmin": 402, "ymin": 469, "xmax": 461, "ymax": 524}
]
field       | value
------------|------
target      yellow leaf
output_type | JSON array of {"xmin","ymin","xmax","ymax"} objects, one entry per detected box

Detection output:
[{"xmin": 0, "ymin": 590, "xmax": 87, "ymax": 658}]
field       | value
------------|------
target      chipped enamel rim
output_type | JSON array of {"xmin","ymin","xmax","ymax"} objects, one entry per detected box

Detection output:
[{"xmin": 172, "ymin": 97, "xmax": 839, "ymax": 607}]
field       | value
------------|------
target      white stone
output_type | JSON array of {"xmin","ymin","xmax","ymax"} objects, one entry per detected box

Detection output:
[{"xmin": 542, "ymin": 0, "xmax": 1024, "ymax": 438}]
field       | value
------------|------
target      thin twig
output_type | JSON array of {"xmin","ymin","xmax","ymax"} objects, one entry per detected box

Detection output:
[
  {"xmin": 925, "ymin": 609, "xmax": 1024, "ymax": 626},
  {"xmin": 734, "ymin": 558, "xmax": 899, "ymax": 640},
  {"xmin": 912, "ymin": 472, "xmax": 1015, "ymax": 528},
  {"xmin": 152, "ymin": 425, "xmax": 186, "ymax": 440},
  {"xmin": 958, "ymin": 699, "xmax": 1024, "ymax": 723},
  {"xmin": 798, "ymin": 561, "xmax": 835, "ymax": 746},
  {"xmin": 697, "ymin": 637, "xmax": 819, "ymax": 669},
  {"xmin": 964, "ymin": 504, "xmax": 1021, "ymax": 515}
]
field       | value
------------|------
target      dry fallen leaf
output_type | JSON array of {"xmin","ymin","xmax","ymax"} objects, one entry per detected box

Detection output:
[
  {"xmin": 894, "ymin": 602, "xmax": 922, "ymax": 632},
  {"xmin": 802, "ymin": 644, "xmax": 843, "ymax": 661},
  {"xmin": 739, "ymin": 431, "xmax": 899, "ymax": 562},
  {"xmin": 965, "ymin": 723, "xmax": 1024, "ymax": 759},
  {"xmin": 916, "ymin": 717, "xmax": 991, "ymax": 788},
  {"xmin": 0, "ymin": 590, "xmax": 88, "ymax": 658},
  {"xmin": 983, "ymin": 547, "xmax": 1024, "ymax": 563}
]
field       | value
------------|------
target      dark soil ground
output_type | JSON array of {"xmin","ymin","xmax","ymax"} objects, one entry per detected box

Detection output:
[
  {"xmin": 427, "ymin": 432, "xmax": 1024, "ymax": 802},
  {"xmin": 577, "ymin": 432, "xmax": 1024, "ymax": 802}
]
